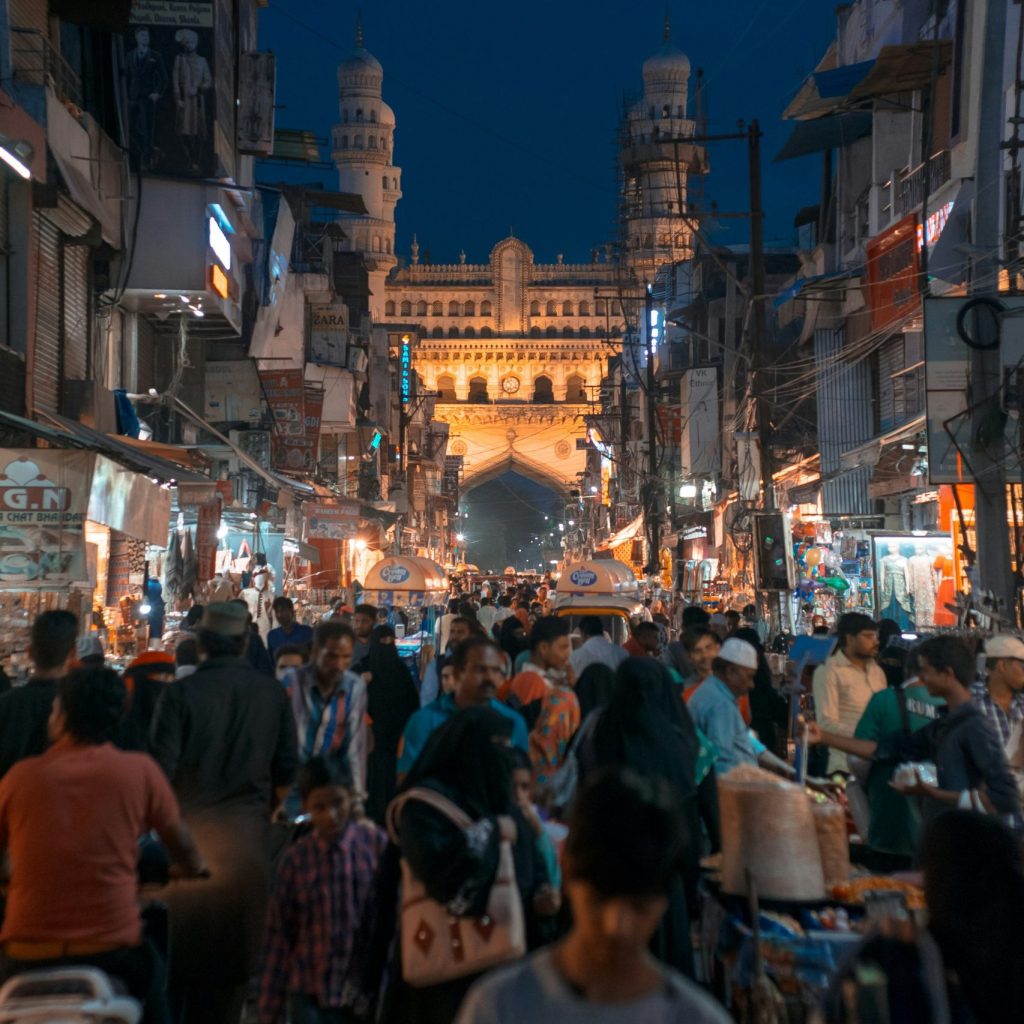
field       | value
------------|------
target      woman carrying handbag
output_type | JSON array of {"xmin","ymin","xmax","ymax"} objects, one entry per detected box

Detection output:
[{"xmin": 379, "ymin": 707, "xmax": 558, "ymax": 1024}]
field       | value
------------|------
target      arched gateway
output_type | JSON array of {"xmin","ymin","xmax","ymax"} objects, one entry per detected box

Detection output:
[{"xmin": 384, "ymin": 237, "xmax": 624, "ymax": 491}]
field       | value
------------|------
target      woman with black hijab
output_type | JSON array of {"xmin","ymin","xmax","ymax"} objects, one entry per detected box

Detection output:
[
  {"xmin": 575, "ymin": 657, "xmax": 704, "ymax": 978},
  {"xmin": 356, "ymin": 624, "xmax": 422, "ymax": 824},
  {"xmin": 380, "ymin": 707, "xmax": 554, "ymax": 1024},
  {"xmin": 734, "ymin": 626, "xmax": 789, "ymax": 758},
  {"xmin": 574, "ymin": 662, "xmax": 617, "ymax": 720},
  {"xmin": 497, "ymin": 615, "xmax": 527, "ymax": 665}
]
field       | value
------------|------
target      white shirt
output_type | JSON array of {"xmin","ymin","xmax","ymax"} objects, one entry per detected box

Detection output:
[
  {"xmin": 812, "ymin": 650, "xmax": 886, "ymax": 773},
  {"xmin": 457, "ymin": 949, "xmax": 731, "ymax": 1024},
  {"xmin": 570, "ymin": 635, "xmax": 628, "ymax": 677},
  {"xmin": 478, "ymin": 605, "xmax": 499, "ymax": 633}
]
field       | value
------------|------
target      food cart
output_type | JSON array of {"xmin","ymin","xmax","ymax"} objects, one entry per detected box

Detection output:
[
  {"xmin": 551, "ymin": 558, "xmax": 642, "ymax": 645},
  {"xmin": 362, "ymin": 555, "xmax": 448, "ymax": 682}
]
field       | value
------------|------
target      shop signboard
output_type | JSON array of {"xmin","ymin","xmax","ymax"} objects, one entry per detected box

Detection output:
[
  {"xmin": 0, "ymin": 450, "xmax": 92, "ymax": 588},
  {"xmin": 259, "ymin": 368, "xmax": 307, "ymax": 471},
  {"xmin": 309, "ymin": 304, "xmax": 349, "ymax": 367},
  {"xmin": 923, "ymin": 296, "xmax": 1024, "ymax": 483},
  {"xmin": 306, "ymin": 501, "xmax": 361, "ymax": 540},
  {"xmin": 866, "ymin": 214, "xmax": 919, "ymax": 332}
]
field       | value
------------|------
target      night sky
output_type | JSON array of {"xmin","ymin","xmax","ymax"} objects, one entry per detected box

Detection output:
[{"xmin": 258, "ymin": 1, "xmax": 837, "ymax": 263}]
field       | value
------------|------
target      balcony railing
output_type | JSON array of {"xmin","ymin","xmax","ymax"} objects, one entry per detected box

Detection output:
[
  {"xmin": 10, "ymin": 27, "xmax": 82, "ymax": 107},
  {"xmin": 893, "ymin": 149, "xmax": 951, "ymax": 219}
]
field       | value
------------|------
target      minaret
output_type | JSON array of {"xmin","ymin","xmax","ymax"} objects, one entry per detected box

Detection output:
[
  {"xmin": 331, "ymin": 17, "xmax": 402, "ymax": 317},
  {"xmin": 619, "ymin": 15, "xmax": 699, "ymax": 283}
]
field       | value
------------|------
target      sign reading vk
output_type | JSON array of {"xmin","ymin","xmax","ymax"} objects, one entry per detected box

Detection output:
[
  {"xmin": 569, "ymin": 569, "xmax": 598, "ymax": 587},
  {"xmin": 380, "ymin": 564, "xmax": 411, "ymax": 585}
]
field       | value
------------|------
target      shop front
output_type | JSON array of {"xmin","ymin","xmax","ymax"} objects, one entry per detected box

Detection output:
[{"xmin": 0, "ymin": 448, "xmax": 171, "ymax": 672}]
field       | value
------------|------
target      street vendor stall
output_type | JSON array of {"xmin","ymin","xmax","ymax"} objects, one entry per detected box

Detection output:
[{"xmin": 362, "ymin": 555, "xmax": 448, "ymax": 681}]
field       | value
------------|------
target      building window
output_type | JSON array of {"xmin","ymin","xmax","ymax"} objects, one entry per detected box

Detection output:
[
  {"xmin": 480, "ymin": 300, "xmax": 492, "ymax": 316},
  {"xmin": 354, "ymin": 135, "xmax": 364, "ymax": 148},
  {"xmin": 432, "ymin": 301, "xmax": 443, "ymax": 316},
  {"xmin": 400, "ymin": 300, "xmax": 411, "ymax": 316},
  {"xmin": 342, "ymin": 110, "xmax": 349, "ymax": 123},
  {"xmin": 579, "ymin": 326, "xmax": 590, "ymax": 338},
  {"xmin": 382, "ymin": 175, "xmax": 389, "ymax": 189},
  {"xmin": 368, "ymin": 136, "xmax": 377, "ymax": 149},
  {"xmin": 464, "ymin": 300, "xmax": 475, "ymax": 316},
  {"xmin": 562, "ymin": 300, "xmax": 574, "ymax": 315},
  {"xmin": 448, "ymin": 326, "xmax": 459, "ymax": 337},
  {"xmin": 370, "ymin": 110, "xmax": 377, "ymax": 123},
  {"xmin": 372, "ymin": 236, "xmax": 381, "ymax": 252},
  {"xmin": 530, "ymin": 300, "xmax": 541, "ymax": 316},
  {"xmin": 562, "ymin": 326, "xmax": 574, "ymax": 337},
  {"xmin": 431, "ymin": 326, "xmax": 443, "ymax": 338},
  {"xmin": 385, "ymin": 300, "xmax": 396, "ymax": 315},
  {"xmin": 662, "ymin": 104, "xmax": 671, "ymax": 118},
  {"xmin": 468, "ymin": 376, "xmax": 489, "ymax": 402},
  {"xmin": 546, "ymin": 326, "xmax": 557, "ymax": 338},
  {"xmin": 533, "ymin": 375, "xmax": 554, "ymax": 402},
  {"xmin": 595, "ymin": 299, "xmax": 606, "ymax": 316},
  {"xmin": 356, "ymin": 109, "xmax": 364, "ymax": 121},
  {"xmin": 448, "ymin": 300, "xmax": 460, "ymax": 316},
  {"xmin": 341, "ymin": 135, "xmax": 348, "ymax": 149},
  {"xmin": 392, "ymin": 177, "xmax": 398, "ymax": 189},
  {"xmin": 417, "ymin": 300, "xmax": 428, "ymax": 316},
  {"xmin": 578, "ymin": 300, "xmax": 590, "ymax": 316},
  {"xmin": 480, "ymin": 326, "xmax": 491, "ymax": 337},
  {"xmin": 546, "ymin": 300, "xmax": 557, "ymax": 316},
  {"xmin": 530, "ymin": 326, "xmax": 541, "ymax": 338},
  {"xmin": 566, "ymin": 374, "xmax": 586, "ymax": 401},
  {"xmin": 437, "ymin": 374, "xmax": 456, "ymax": 400},
  {"xmin": 464, "ymin": 326, "xmax": 476, "ymax": 338}
]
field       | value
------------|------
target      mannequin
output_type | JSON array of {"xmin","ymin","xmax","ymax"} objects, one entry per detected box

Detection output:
[
  {"xmin": 907, "ymin": 543, "xmax": 939, "ymax": 627},
  {"xmin": 241, "ymin": 564, "xmax": 275, "ymax": 641},
  {"xmin": 933, "ymin": 554, "xmax": 956, "ymax": 626},
  {"xmin": 878, "ymin": 545, "xmax": 912, "ymax": 629}
]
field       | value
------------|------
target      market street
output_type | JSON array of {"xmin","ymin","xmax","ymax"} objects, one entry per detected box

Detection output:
[{"xmin": 2, "ymin": 1, "xmax": 1024, "ymax": 1022}]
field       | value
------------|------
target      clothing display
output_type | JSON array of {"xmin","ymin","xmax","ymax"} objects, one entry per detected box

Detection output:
[
  {"xmin": 933, "ymin": 556, "xmax": 956, "ymax": 626},
  {"xmin": 878, "ymin": 552, "xmax": 912, "ymax": 629},
  {"xmin": 907, "ymin": 550, "xmax": 939, "ymax": 627}
]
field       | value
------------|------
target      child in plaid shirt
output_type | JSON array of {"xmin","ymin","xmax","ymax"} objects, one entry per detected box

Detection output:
[{"xmin": 258, "ymin": 756, "xmax": 388, "ymax": 1024}]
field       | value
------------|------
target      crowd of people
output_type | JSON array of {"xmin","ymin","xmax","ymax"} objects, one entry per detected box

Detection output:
[{"xmin": 0, "ymin": 584, "xmax": 1023, "ymax": 1024}]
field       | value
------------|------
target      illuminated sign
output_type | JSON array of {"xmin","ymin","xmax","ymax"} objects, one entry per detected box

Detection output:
[
  {"xmin": 569, "ymin": 569, "xmax": 598, "ymax": 586},
  {"xmin": 208, "ymin": 216, "xmax": 232, "ymax": 270},
  {"xmin": 380, "ymin": 563, "xmax": 411, "ymax": 584},
  {"xmin": 368, "ymin": 428, "xmax": 383, "ymax": 452},
  {"xmin": 210, "ymin": 263, "xmax": 229, "ymax": 298},
  {"xmin": 400, "ymin": 334, "xmax": 412, "ymax": 406},
  {"xmin": 916, "ymin": 201, "xmax": 954, "ymax": 252}
]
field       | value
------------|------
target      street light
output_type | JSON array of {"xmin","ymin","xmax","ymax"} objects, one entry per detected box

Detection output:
[{"xmin": 456, "ymin": 532, "xmax": 465, "ymax": 542}]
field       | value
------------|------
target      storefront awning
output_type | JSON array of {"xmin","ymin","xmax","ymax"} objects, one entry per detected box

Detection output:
[
  {"xmin": 813, "ymin": 60, "xmax": 876, "ymax": 99},
  {"xmin": 0, "ymin": 409, "xmax": 209, "ymax": 485},
  {"xmin": 774, "ymin": 112, "xmax": 873, "ymax": 162},
  {"xmin": 847, "ymin": 41, "xmax": 953, "ymax": 101},
  {"xmin": 839, "ymin": 415, "xmax": 926, "ymax": 471},
  {"xmin": 597, "ymin": 512, "xmax": 644, "ymax": 551}
]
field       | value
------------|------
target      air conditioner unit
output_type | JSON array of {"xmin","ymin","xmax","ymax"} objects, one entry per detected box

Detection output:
[{"xmin": 347, "ymin": 346, "xmax": 368, "ymax": 373}]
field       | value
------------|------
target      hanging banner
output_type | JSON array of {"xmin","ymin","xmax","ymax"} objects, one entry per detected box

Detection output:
[
  {"xmin": 195, "ymin": 497, "xmax": 222, "ymax": 583},
  {"xmin": 309, "ymin": 304, "xmax": 349, "ymax": 367},
  {"xmin": 271, "ymin": 383, "xmax": 323, "ymax": 474},
  {"xmin": 237, "ymin": 52, "xmax": 275, "ymax": 156},
  {"xmin": 259, "ymin": 368, "xmax": 305, "ymax": 470},
  {"xmin": 126, "ymin": 1, "xmax": 216, "ymax": 177},
  {"xmin": 0, "ymin": 450, "xmax": 93, "ymax": 588}
]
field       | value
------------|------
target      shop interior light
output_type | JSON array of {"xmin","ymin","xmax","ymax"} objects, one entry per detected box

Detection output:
[
  {"xmin": 179, "ymin": 295, "xmax": 190, "ymax": 304},
  {"xmin": 901, "ymin": 443, "xmax": 915, "ymax": 451},
  {"xmin": 210, "ymin": 263, "xmax": 229, "ymax": 299},
  {"xmin": 153, "ymin": 293, "xmax": 167, "ymax": 299},
  {"xmin": 679, "ymin": 482, "xmax": 698, "ymax": 499},
  {"xmin": 139, "ymin": 603, "xmax": 152, "ymax": 615},
  {"xmin": 0, "ymin": 137, "xmax": 33, "ymax": 179},
  {"xmin": 353, "ymin": 538, "xmax": 368, "ymax": 551}
]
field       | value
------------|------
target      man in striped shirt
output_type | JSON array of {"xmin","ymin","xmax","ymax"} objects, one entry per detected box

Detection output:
[
  {"xmin": 283, "ymin": 621, "xmax": 368, "ymax": 817},
  {"xmin": 972, "ymin": 634, "xmax": 1024, "ymax": 798}
]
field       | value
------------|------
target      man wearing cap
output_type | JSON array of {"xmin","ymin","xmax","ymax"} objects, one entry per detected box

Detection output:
[
  {"xmin": 688, "ymin": 637, "xmax": 798, "ymax": 780},
  {"xmin": 973, "ymin": 634, "xmax": 1024, "ymax": 794},
  {"xmin": 811, "ymin": 613, "xmax": 886, "ymax": 774},
  {"xmin": 150, "ymin": 601, "xmax": 298, "ymax": 1024}
]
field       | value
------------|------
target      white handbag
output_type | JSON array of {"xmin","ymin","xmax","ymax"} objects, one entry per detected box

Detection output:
[{"xmin": 387, "ymin": 787, "xmax": 526, "ymax": 987}]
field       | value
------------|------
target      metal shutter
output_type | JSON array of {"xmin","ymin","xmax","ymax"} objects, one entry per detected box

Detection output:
[
  {"xmin": 876, "ymin": 335, "xmax": 904, "ymax": 433},
  {"xmin": 62, "ymin": 244, "xmax": 90, "ymax": 380},
  {"xmin": 32, "ymin": 212, "xmax": 62, "ymax": 414},
  {"xmin": 136, "ymin": 313, "xmax": 157, "ymax": 391}
]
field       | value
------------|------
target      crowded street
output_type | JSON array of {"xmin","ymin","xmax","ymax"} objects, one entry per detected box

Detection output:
[{"xmin": 2, "ymin": 0, "xmax": 1024, "ymax": 1022}]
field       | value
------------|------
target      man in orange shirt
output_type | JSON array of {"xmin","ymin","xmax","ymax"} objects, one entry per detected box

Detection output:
[{"xmin": 0, "ymin": 667, "xmax": 207, "ymax": 1023}]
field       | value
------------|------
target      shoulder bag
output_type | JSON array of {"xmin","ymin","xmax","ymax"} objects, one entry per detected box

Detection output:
[{"xmin": 386, "ymin": 787, "xmax": 526, "ymax": 986}]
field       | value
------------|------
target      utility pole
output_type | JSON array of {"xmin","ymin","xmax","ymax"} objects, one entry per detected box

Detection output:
[
  {"xmin": 747, "ymin": 119, "xmax": 774, "ymax": 512},
  {"xmin": 970, "ymin": 0, "xmax": 1014, "ymax": 609},
  {"xmin": 644, "ymin": 284, "xmax": 661, "ymax": 575}
]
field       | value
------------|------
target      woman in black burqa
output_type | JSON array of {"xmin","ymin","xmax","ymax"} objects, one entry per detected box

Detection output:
[
  {"xmin": 379, "ymin": 706, "xmax": 552, "ymax": 1024},
  {"xmin": 576, "ymin": 656, "xmax": 705, "ymax": 979},
  {"xmin": 355, "ymin": 624, "xmax": 421, "ymax": 824}
]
